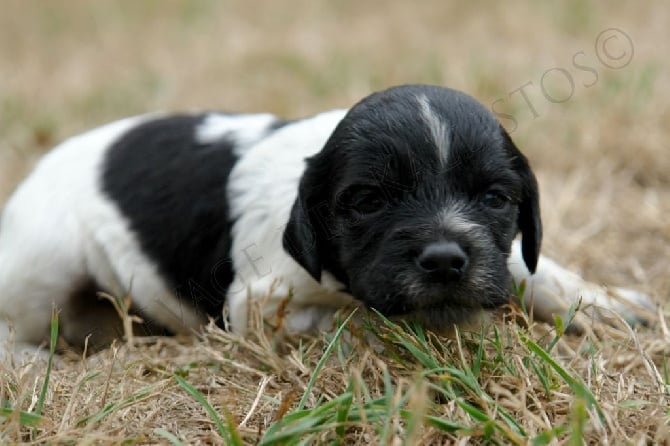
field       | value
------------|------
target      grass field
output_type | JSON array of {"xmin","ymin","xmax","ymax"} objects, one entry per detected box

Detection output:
[{"xmin": 1, "ymin": 1, "xmax": 669, "ymax": 443}]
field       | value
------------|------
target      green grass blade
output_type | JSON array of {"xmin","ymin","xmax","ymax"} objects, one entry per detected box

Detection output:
[
  {"xmin": 423, "ymin": 414, "xmax": 469, "ymax": 433},
  {"xmin": 378, "ymin": 366, "xmax": 396, "ymax": 444},
  {"xmin": 529, "ymin": 358, "xmax": 554, "ymax": 397},
  {"xmin": 497, "ymin": 406, "xmax": 526, "ymax": 438},
  {"xmin": 514, "ymin": 278, "xmax": 528, "ymax": 314},
  {"xmin": 524, "ymin": 336, "xmax": 604, "ymax": 422},
  {"xmin": 0, "ymin": 407, "xmax": 42, "ymax": 427},
  {"xmin": 264, "ymin": 422, "xmax": 343, "ymax": 445},
  {"xmin": 472, "ymin": 328, "xmax": 485, "ymax": 377},
  {"xmin": 297, "ymin": 308, "xmax": 357, "ymax": 411},
  {"xmin": 174, "ymin": 374, "xmax": 244, "ymax": 446},
  {"xmin": 77, "ymin": 386, "xmax": 153, "ymax": 426},
  {"xmin": 35, "ymin": 306, "xmax": 58, "ymax": 416},
  {"xmin": 154, "ymin": 428, "xmax": 185, "ymax": 446},
  {"xmin": 335, "ymin": 383, "xmax": 354, "ymax": 439},
  {"xmin": 569, "ymin": 398, "xmax": 587, "ymax": 446},
  {"xmin": 456, "ymin": 399, "xmax": 489, "ymax": 422},
  {"xmin": 374, "ymin": 311, "xmax": 440, "ymax": 369},
  {"xmin": 531, "ymin": 424, "xmax": 569, "ymax": 446},
  {"xmin": 261, "ymin": 394, "xmax": 353, "ymax": 444}
]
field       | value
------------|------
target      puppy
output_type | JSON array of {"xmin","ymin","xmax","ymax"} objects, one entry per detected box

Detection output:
[{"xmin": 0, "ymin": 85, "xmax": 653, "ymax": 353}]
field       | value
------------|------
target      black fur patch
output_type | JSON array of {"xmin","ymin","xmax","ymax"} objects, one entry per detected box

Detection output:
[{"xmin": 102, "ymin": 115, "xmax": 242, "ymax": 322}]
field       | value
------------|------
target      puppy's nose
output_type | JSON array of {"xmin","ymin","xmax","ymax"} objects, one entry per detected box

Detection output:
[{"xmin": 417, "ymin": 242, "xmax": 469, "ymax": 281}]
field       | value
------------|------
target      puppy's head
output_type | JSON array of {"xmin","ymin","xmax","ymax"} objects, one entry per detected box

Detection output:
[{"xmin": 284, "ymin": 85, "xmax": 541, "ymax": 329}]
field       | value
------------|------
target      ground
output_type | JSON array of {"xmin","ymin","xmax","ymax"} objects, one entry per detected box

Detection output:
[{"xmin": 0, "ymin": 1, "xmax": 668, "ymax": 444}]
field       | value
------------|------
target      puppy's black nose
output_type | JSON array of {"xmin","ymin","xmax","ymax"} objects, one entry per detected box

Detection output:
[{"xmin": 417, "ymin": 242, "xmax": 469, "ymax": 281}]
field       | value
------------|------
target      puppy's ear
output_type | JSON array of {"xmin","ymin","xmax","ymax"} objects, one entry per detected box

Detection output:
[
  {"xmin": 503, "ymin": 129, "xmax": 542, "ymax": 273},
  {"xmin": 517, "ymin": 165, "xmax": 542, "ymax": 273},
  {"xmin": 283, "ymin": 196, "xmax": 322, "ymax": 281},
  {"xmin": 282, "ymin": 156, "xmax": 330, "ymax": 282}
]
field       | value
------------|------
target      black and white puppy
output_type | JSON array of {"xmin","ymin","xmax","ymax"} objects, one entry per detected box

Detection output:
[{"xmin": 0, "ymin": 85, "xmax": 653, "ymax": 352}]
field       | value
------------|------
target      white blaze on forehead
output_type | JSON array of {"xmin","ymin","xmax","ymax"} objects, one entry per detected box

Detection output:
[
  {"xmin": 195, "ymin": 113, "xmax": 278, "ymax": 153},
  {"xmin": 417, "ymin": 94, "xmax": 450, "ymax": 166}
]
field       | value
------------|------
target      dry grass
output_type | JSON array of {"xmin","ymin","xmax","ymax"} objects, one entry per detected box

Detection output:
[{"xmin": 1, "ymin": 0, "xmax": 668, "ymax": 443}]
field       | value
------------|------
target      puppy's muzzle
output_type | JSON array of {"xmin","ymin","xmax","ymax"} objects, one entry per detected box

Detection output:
[{"xmin": 416, "ymin": 241, "xmax": 469, "ymax": 283}]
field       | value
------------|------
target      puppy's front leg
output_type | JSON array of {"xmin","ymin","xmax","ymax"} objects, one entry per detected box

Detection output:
[{"xmin": 507, "ymin": 240, "xmax": 655, "ymax": 326}]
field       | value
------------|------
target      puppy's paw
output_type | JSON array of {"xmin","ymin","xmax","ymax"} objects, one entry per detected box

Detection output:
[
  {"xmin": 512, "ymin": 254, "xmax": 657, "ymax": 328},
  {"xmin": 606, "ymin": 286, "xmax": 657, "ymax": 326},
  {"xmin": 567, "ymin": 281, "xmax": 657, "ymax": 327}
]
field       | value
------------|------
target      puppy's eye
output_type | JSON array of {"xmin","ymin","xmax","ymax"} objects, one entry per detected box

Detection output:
[
  {"xmin": 482, "ymin": 191, "xmax": 510, "ymax": 209},
  {"xmin": 340, "ymin": 186, "xmax": 386, "ymax": 215}
]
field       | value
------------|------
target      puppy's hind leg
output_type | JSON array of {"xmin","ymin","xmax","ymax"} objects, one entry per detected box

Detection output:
[
  {"xmin": 507, "ymin": 240, "xmax": 656, "ymax": 327},
  {"xmin": 0, "ymin": 254, "xmax": 67, "ymax": 362},
  {"xmin": 0, "ymin": 256, "xmax": 62, "ymax": 351},
  {"xmin": 0, "ymin": 205, "xmax": 91, "ymax": 359}
]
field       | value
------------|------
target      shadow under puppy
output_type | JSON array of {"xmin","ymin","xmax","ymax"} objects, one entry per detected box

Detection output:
[{"xmin": 0, "ymin": 85, "xmax": 654, "ymax": 354}]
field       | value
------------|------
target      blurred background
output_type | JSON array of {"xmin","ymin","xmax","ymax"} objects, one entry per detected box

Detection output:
[{"xmin": 0, "ymin": 0, "xmax": 668, "ymax": 300}]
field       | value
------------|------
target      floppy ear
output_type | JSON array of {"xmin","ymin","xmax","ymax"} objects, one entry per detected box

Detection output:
[
  {"xmin": 282, "ymin": 155, "xmax": 331, "ymax": 282},
  {"xmin": 283, "ymin": 194, "xmax": 322, "ymax": 281},
  {"xmin": 517, "ymin": 164, "xmax": 542, "ymax": 273},
  {"xmin": 502, "ymin": 129, "xmax": 542, "ymax": 273}
]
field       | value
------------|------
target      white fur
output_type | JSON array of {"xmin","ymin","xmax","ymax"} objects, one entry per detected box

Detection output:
[
  {"xmin": 195, "ymin": 113, "xmax": 278, "ymax": 152},
  {"xmin": 226, "ymin": 110, "xmax": 355, "ymax": 334},
  {"xmin": 507, "ymin": 240, "xmax": 655, "ymax": 324},
  {"xmin": 417, "ymin": 94, "xmax": 450, "ymax": 166}
]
